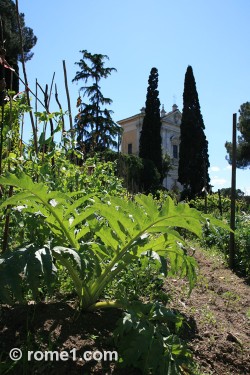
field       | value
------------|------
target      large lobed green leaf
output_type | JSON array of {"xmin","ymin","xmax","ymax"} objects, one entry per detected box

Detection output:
[
  {"xmin": 0, "ymin": 244, "xmax": 57, "ymax": 303},
  {"xmin": 0, "ymin": 172, "xmax": 230, "ymax": 308},
  {"xmin": 0, "ymin": 172, "xmax": 95, "ymax": 250}
]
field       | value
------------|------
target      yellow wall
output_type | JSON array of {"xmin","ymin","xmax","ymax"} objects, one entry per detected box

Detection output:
[{"xmin": 121, "ymin": 129, "xmax": 137, "ymax": 154}]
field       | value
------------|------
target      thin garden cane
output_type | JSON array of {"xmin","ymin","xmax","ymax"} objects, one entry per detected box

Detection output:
[
  {"xmin": 15, "ymin": 0, "xmax": 38, "ymax": 155},
  {"xmin": 2, "ymin": 72, "xmax": 14, "ymax": 253}
]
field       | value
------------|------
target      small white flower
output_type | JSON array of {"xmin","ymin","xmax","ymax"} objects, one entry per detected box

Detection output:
[
  {"xmin": 13, "ymin": 205, "xmax": 27, "ymax": 212},
  {"xmin": 49, "ymin": 199, "xmax": 58, "ymax": 207},
  {"xmin": 34, "ymin": 210, "xmax": 44, "ymax": 216},
  {"xmin": 111, "ymin": 263, "xmax": 118, "ymax": 271}
]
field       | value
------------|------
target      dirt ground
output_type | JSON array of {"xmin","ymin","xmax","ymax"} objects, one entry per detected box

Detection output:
[
  {"xmin": 0, "ymin": 247, "xmax": 249, "ymax": 374},
  {"xmin": 164, "ymin": 248, "xmax": 250, "ymax": 375}
]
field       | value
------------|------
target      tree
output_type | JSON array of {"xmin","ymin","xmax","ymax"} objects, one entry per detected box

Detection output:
[
  {"xmin": 219, "ymin": 187, "xmax": 245, "ymax": 199},
  {"xmin": 139, "ymin": 67, "xmax": 163, "ymax": 180},
  {"xmin": 0, "ymin": 0, "xmax": 37, "ymax": 93},
  {"xmin": 72, "ymin": 50, "xmax": 121, "ymax": 154},
  {"xmin": 178, "ymin": 66, "xmax": 210, "ymax": 200},
  {"xmin": 225, "ymin": 102, "xmax": 250, "ymax": 168}
]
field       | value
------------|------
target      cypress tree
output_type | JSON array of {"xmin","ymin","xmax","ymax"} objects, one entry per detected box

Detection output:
[
  {"xmin": 178, "ymin": 66, "xmax": 210, "ymax": 199},
  {"xmin": 139, "ymin": 67, "xmax": 162, "ymax": 179}
]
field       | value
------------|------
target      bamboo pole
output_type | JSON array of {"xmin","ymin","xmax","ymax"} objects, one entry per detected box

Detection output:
[
  {"xmin": 15, "ymin": 0, "xmax": 38, "ymax": 154},
  {"xmin": 55, "ymin": 83, "xmax": 65, "ymax": 137},
  {"xmin": 48, "ymin": 72, "xmax": 55, "ymax": 108},
  {"xmin": 0, "ymin": 104, "xmax": 4, "ymax": 177},
  {"xmin": 229, "ymin": 113, "xmax": 237, "ymax": 269},
  {"xmin": 218, "ymin": 189, "xmax": 223, "ymax": 216},
  {"xmin": 44, "ymin": 83, "xmax": 55, "ymax": 170},
  {"xmin": 62, "ymin": 60, "xmax": 74, "ymax": 143},
  {"xmin": 35, "ymin": 78, "xmax": 38, "ymax": 134},
  {"xmin": 2, "ymin": 71, "xmax": 14, "ymax": 252},
  {"xmin": 0, "ymin": 18, "xmax": 6, "ymax": 178}
]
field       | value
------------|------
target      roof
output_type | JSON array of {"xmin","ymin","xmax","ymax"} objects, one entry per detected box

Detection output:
[{"xmin": 117, "ymin": 105, "xmax": 182, "ymax": 126}]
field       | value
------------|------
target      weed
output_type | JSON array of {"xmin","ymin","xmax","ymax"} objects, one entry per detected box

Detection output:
[
  {"xmin": 246, "ymin": 309, "xmax": 250, "ymax": 320},
  {"xmin": 196, "ymin": 274, "xmax": 209, "ymax": 292},
  {"xmin": 200, "ymin": 306, "xmax": 217, "ymax": 326},
  {"xmin": 208, "ymin": 291, "xmax": 217, "ymax": 305},
  {"xmin": 222, "ymin": 291, "xmax": 241, "ymax": 309}
]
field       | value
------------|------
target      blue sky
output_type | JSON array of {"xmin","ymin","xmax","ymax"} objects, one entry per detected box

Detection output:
[{"xmin": 18, "ymin": 0, "xmax": 250, "ymax": 193}]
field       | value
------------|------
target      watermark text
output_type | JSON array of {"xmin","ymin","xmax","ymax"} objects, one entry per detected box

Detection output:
[{"xmin": 9, "ymin": 348, "xmax": 118, "ymax": 362}]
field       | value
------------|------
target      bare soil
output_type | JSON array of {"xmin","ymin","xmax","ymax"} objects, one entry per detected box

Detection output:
[
  {"xmin": 0, "ymin": 247, "xmax": 249, "ymax": 374},
  {"xmin": 164, "ymin": 248, "xmax": 250, "ymax": 375}
]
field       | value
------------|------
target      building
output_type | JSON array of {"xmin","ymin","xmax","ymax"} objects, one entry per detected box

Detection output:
[{"xmin": 117, "ymin": 104, "xmax": 182, "ymax": 190}]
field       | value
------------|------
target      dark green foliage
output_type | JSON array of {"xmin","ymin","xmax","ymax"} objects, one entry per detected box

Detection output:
[
  {"xmin": 72, "ymin": 50, "xmax": 121, "ymax": 154},
  {"xmin": 140, "ymin": 158, "xmax": 161, "ymax": 193},
  {"xmin": 104, "ymin": 252, "xmax": 168, "ymax": 303},
  {"xmin": 0, "ymin": 244, "xmax": 56, "ymax": 303},
  {"xmin": 219, "ymin": 187, "xmax": 245, "ymax": 199},
  {"xmin": 114, "ymin": 301, "xmax": 192, "ymax": 374},
  {"xmin": 0, "ymin": 95, "xmax": 29, "ymax": 159},
  {"xmin": 191, "ymin": 194, "xmax": 250, "ymax": 277},
  {"xmin": 225, "ymin": 102, "xmax": 250, "ymax": 168},
  {"xmin": 139, "ymin": 67, "xmax": 163, "ymax": 180},
  {"xmin": 178, "ymin": 66, "xmax": 210, "ymax": 200},
  {"xmin": 0, "ymin": 0, "xmax": 37, "ymax": 92},
  {"xmin": 116, "ymin": 153, "xmax": 143, "ymax": 193},
  {"xmin": 200, "ymin": 214, "xmax": 250, "ymax": 278},
  {"xmin": 234, "ymin": 213, "xmax": 250, "ymax": 277},
  {"xmin": 96, "ymin": 149, "xmax": 144, "ymax": 193}
]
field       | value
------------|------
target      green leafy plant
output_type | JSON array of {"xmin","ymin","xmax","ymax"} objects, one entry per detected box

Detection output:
[
  {"xmin": 114, "ymin": 301, "xmax": 192, "ymax": 374},
  {"xmin": 0, "ymin": 172, "xmax": 229, "ymax": 310},
  {"xmin": 104, "ymin": 251, "xmax": 168, "ymax": 303},
  {"xmin": 0, "ymin": 244, "xmax": 56, "ymax": 303},
  {"xmin": 234, "ymin": 213, "xmax": 250, "ymax": 277},
  {"xmin": 198, "ymin": 211, "xmax": 250, "ymax": 277},
  {"xmin": 190, "ymin": 193, "xmax": 248, "ymax": 217}
]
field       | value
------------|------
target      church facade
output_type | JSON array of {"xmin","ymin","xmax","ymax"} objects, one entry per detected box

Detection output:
[{"xmin": 117, "ymin": 104, "xmax": 182, "ymax": 190}]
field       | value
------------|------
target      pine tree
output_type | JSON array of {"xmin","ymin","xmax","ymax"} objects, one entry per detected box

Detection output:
[
  {"xmin": 225, "ymin": 102, "xmax": 250, "ymax": 168},
  {"xmin": 139, "ymin": 67, "xmax": 162, "ymax": 179},
  {"xmin": 72, "ymin": 50, "xmax": 121, "ymax": 154},
  {"xmin": 0, "ymin": 0, "xmax": 37, "ymax": 93},
  {"xmin": 178, "ymin": 66, "xmax": 210, "ymax": 199}
]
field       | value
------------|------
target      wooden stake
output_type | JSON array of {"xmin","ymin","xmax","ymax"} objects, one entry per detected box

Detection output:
[
  {"xmin": 229, "ymin": 113, "xmax": 237, "ymax": 269},
  {"xmin": 15, "ymin": 0, "xmax": 38, "ymax": 154},
  {"xmin": 63, "ymin": 60, "xmax": 74, "ymax": 143},
  {"xmin": 55, "ymin": 83, "xmax": 65, "ymax": 133},
  {"xmin": 218, "ymin": 189, "xmax": 223, "ymax": 216}
]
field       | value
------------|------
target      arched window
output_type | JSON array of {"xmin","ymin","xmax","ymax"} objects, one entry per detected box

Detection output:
[
  {"xmin": 173, "ymin": 144, "xmax": 178, "ymax": 159},
  {"xmin": 170, "ymin": 135, "xmax": 179, "ymax": 159}
]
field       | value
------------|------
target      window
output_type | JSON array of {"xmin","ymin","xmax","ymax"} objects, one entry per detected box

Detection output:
[
  {"xmin": 173, "ymin": 144, "xmax": 178, "ymax": 159},
  {"xmin": 128, "ymin": 143, "xmax": 132, "ymax": 154}
]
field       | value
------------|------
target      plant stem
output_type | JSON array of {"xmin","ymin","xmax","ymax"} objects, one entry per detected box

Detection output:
[
  {"xmin": 2, "ymin": 186, "xmax": 13, "ymax": 252},
  {"xmin": 87, "ymin": 300, "xmax": 126, "ymax": 311},
  {"xmin": 15, "ymin": 0, "xmax": 38, "ymax": 155}
]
